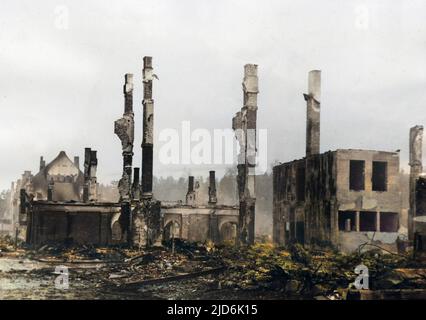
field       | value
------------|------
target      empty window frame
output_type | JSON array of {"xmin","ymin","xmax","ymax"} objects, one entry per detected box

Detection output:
[
  {"xmin": 350, "ymin": 160, "xmax": 365, "ymax": 191},
  {"xmin": 338, "ymin": 211, "xmax": 356, "ymax": 231},
  {"xmin": 380, "ymin": 212, "xmax": 398, "ymax": 232},
  {"xmin": 359, "ymin": 211, "xmax": 377, "ymax": 232},
  {"xmin": 372, "ymin": 161, "xmax": 388, "ymax": 191}
]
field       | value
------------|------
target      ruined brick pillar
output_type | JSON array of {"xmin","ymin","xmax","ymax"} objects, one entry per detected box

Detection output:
[
  {"xmin": 233, "ymin": 112, "xmax": 245, "ymax": 201},
  {"xmin": 208, "ymin": 170, "xmax": 217, "ymax": 204},
  {"xmin": 142, "ymin": 56, "xmax": 154, "ymax": 198},
  {"xmin": 304, "ymin": 70, "xmax": 321, "ymax": 157},
  {"xmin": 409, "ymin": 125, "xmax": 424, "ymax": 240},
  {"xmin": 232, "ymin": 64, "xmax": 258, "ymax": 245},
  {"xmin": 188, "ymin": 176, "xmax": 194, "ymax": 191},
  {"xmin": 134, "ymin": 57, "xmax": 162, "ymax": 248},
  {"xmin": 186, "ymin": 176, "xmax": 195, "ymax": 205},
  {"xmin": 74, "ymin": 156, "xmax": 80, "ymax": 170},
  {"xmin": 83, "ymin": 148, "xmax": 98, "ymax": 202},
  {"xmin": 114, "ymin": 74, "xmax": 135, "ymax": 244},
  {"xmin": 89, "ymin": 150, "xmax": 98, "ymax": 201},
  {"xmin": 82, "ymin": 147, "xmax": 91, "ymax": 202},
  {"xmin": 132, "ymin": 167, "xmax": 140, "ymax": 201},
  {"xmin": 39, "ymin": 156, "xmax": 46, "ymax": 172}
]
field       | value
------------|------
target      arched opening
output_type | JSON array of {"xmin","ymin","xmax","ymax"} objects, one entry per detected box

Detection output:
[
  {"xmin": 220, "ymin": 221, "xmax": 237, "ymax": 244},
  {"xmin": 163, "ymin": 220, "xmax": 181, "ymax": 240}
]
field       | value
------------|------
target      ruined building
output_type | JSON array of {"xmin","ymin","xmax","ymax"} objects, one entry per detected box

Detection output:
[
  {"xmin": 3, "ymin": 152, "xmax": 84, "ymax": 236},
  {"xmin": 2, "ymin": 170, "xmax": 34, "ymax": 235},
  {"xmin": 115, "ymin": 57, "xmax": 242, "ymax": 247},
  {"xmin": 161, "ymin": 173, "xmax": 239, "ymax": 244},
  {"xmin": 18, "ymin": 57, "xmax": 252, "ymax": 247},
  {"xmin": 18, "ymin": 149, "xmax": 123, "ymax": 246},
  {"xmin": 273, "ymin": 70, "xmax": 404, "ymax": 253}
]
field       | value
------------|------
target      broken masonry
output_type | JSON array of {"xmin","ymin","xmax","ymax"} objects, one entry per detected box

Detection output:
[
  {"xmin": 232, "ymin": 64, "xmax": 258, "ymax": 245},
  {"xmin": 114, "ymin": 73, "xmax": 135, "ymax": 244}
]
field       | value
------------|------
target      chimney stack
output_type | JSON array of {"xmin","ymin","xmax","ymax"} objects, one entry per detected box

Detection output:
[
  {"xmin": 186, "ymin": 176, "xmax": 196, "ymax": 205},
  {"xmin": 304, "ymin": 70, "xmax": 321, "ymax": 157},
  {"xmin": 124, "ymin": 74, "xmax": 133, "ymax": 114},
  {"xmin": 132, "ymin": 167, "xmax": 140, "ymax": 200},
  {"xmin": 83, "ymin": 148, "xmax": 91, "ymax": 202},
  {"xmin": 142, "ymin": 56, "xmax": 154, "ymax": 198},
  {"xmin": 188, "ymin": 176, "xmax": 194, "ymax": 193},
  {"xmin": 114, "ymin": 73, "xmax": 136, "ymax": 244},
  {"xmin": 39, "ymin": 156, "xmax": 46, "ymax": 171},
  {"xmin": 232, "ymin": 64, "xmax": 258, "ymax": 245},
  {"xmin": 208, "ymin": 171, "xmax": 217, "ymax": 204},
  {"xmin": 82, "ymin": 148, "xmax": 98, "ymax": 202},
  {"xmin": 74, "ymin": 156, "xmax": 80, "ymax": 169}
]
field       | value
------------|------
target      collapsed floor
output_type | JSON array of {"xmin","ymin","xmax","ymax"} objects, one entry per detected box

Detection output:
[{"xmin": 1, "ymin": 236, "xmax": 426, "ymax": 300}]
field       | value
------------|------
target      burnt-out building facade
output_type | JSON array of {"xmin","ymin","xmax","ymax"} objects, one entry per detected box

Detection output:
[
  {"xmin": 19, "ymin": 57, "xmax": 246, "ymax": 248},
  {"xmin": 273, "ymin": 70, "xmax": 403, "ymax": 253},
  {"xmin": 18, "ymin": 149, "xmax": 123, "ymax": 246},
  {"xmin": 3, "ymin": 151, "xmax": 86, "ymax": 239},
  {"xmin": 25, "ymin": 202, "xmax": 121, "ymax": 246},
  {"xmin": 161, "ymin": 172, "xmax": 239, "ymax": 244}
]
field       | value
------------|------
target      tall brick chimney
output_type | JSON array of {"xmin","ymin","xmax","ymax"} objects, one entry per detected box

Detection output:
[
  {"xmin": 142, "ymin": 56, "xmax": 154, "ymax": 198},
  {"xmin": 188, "ymin": 176, "xmax": 194, "ymax": 192},
  {"xmin": 74, "ymin": 156, "xmax": 80, "ymax": 170},
  {"xmin": 208, "ymin": 170, "xmax": 217, "ymax": 204},
  {"xmin": 186, "ymin": 176, "xmax": 195, "ymax": 205},
  {"xmin": 304, "ymin": 70, "xmax": 321, "ymax": 157},
  {"xmin": 39, "ymin": 156, "xmax": 46, "ymax": 171}
]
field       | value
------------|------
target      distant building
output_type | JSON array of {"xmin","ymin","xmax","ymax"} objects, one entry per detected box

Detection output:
[
  {"xmin": 31, "ymin": 151, "xmax": 84, "ymax": 201},
  {"xmin": 2, "ymin": 151, "xmax": 84, "ymax": 237}
]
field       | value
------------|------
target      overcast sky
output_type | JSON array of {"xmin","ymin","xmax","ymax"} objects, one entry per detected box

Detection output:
[{"xmin": 0, "ymin": 0, "xmax": 425, "ymax": 191}]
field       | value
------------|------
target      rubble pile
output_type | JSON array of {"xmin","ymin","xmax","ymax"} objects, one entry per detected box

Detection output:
[
  {"xmin": 106, "ymin": 249, "xmax": 222, "ymax": 287},
  {"xmin": 211, "ymin": 243, "xmax": 426, "ymax": 299},
  {"xmin": 0, "ymin": 236, "xmax": 15, "ymax": 252},
  {"xmin": 0, "ymin": 235, "xmax": 20, "ymax": 254},
  {"xmin": 32, "ymin": 244, "xmax": 129, "ymax": 263},
  {"xmin": 2, "ymin": 237, "xmax": 426, "ymax": 299}
]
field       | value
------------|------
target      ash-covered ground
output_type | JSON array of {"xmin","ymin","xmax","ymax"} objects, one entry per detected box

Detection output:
[{"xmin": 1, "ymin": 236, "xmax": 426, "ymax": 300}]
